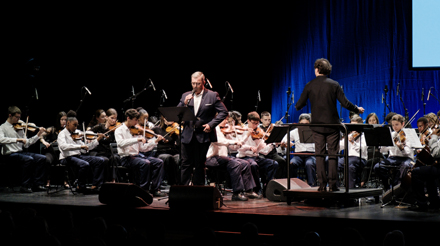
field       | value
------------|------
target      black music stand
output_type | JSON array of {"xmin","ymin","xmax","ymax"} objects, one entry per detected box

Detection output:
[
  {"xmin": 298, "ymin": 126, "xmax": 314, "ymax": 144},
  {"xmin": 265, "ymin": 125, "xmax": 290, "ymax": 144}
]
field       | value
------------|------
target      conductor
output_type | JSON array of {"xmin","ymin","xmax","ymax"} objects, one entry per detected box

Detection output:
[{"xmin": 295, "ymin": 58, "xmax": 365, "ymax": 191}]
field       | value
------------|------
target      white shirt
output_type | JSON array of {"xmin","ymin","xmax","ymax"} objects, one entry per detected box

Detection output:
[
  {"xmin": 207, "ymin": 125, "xmax": 239, "ymax": 158},
  {"xmin": 281, "ymin": 128, "xmax": 315, "ymax": 153},
  {"xmin": 57, "ymin": 128, "xmax": 99, "ymax": 160},
  {"xmin": 193, "ymin": 90, "xmax": 204, "ymax": 115},
  {"xmin": 339, "ymin": 133, "xmax": 368, "ymax": 160},
  {"xmin": 237, "ymin": 131, "xmax": 275, "ymax": 158},
  {"xmin": 114, "ymin": 123, "xmax": 157, "ymax": 158},
  {"xmin": 380, "ymin": 131, "xmax": 414, "ymax": 160},
  {"xmin": 0, "ymin": 121, "xmax": 40, "ymax": 155}
]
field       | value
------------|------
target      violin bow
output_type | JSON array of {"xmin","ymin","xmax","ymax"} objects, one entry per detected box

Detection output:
[{"xmin": 24, "ymin": 116, "xmax": 29, "ymax": 136}]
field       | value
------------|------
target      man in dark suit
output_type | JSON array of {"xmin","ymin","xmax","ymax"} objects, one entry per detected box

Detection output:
[
  {"xmin": 295, "ymin": 58, "xmax": 364, "ymax": 191},
  {"xmin": 177, "ymin": 71, "xmax": 228, "ymax": 185}
]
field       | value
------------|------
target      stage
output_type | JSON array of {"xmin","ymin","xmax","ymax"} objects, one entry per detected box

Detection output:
[{"xmin": 0, "ymin": 185, "xmax": 439, "ymax": 246}]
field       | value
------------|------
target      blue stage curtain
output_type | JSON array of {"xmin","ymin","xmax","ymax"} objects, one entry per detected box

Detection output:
[{"xmin": 271, "ymin": 0, "xmax": 439, "ymax": 126}]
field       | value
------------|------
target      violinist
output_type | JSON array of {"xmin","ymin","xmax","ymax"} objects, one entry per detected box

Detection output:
[
  {"xmin": 225, "ymin": 111, "xmax": 249, "ymax": 158},
  {"xmin": 58, "ymin": 110, "xmax": 107, "ymax": 194},
  {"xmin": 338, "ymin": 115, "xmax": 367, "ymax": 189},
  {"xmin": 237, "ymin": 111, "xmax": 279, "ymax": 197},
  {"xmin": 137, "ymin": 107, "xmax": 155, "ymax": 129},
  {"xmin": 373, "ymin": 114, "xmax": 414, "ymax": 191},
  {"xmin": 0, "ymin": 106, "xmax": 48, "ymax": 193},
  {"xmin": 410, "ymin": 123, "xmax": 440, "ymax": 211},
  {"xmin": 416, "ymin": 117, "xmax": 430, "ymax": 153},
  {"xmin": 426, "ymin": 112, "xmax": 440, "ymax": 130},
  {"xmin": 281, "ymin": 113, "xmax": 317, "ymax": 186},
  {"xmin": 206, "ymin": 115, "xmax": 260, "ymax": 200},
  {"xmin": 40, "ymin": 111, "xmax": 69, "ymax": 189},
  {"xmin": 259, "ymin": 111, "xmax": 287, "ymax": 179},
  {"xmin": 151, "ymin": 115, "xmax": 180, "ymax": 185},
  {"xmin": 89, "ymin": 108, "xmax": 119, "ymax": 158},
  {"xmin": 114, "ymin": 108, "xmax": 166, "ymax": 197},
  {"xmin": 86, "ymin": 109, "xmax": 107, "ymax": 130}
]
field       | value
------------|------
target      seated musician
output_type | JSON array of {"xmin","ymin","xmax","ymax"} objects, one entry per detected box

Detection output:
[
  {"xmin": 40, "ymin": 111, "xmax": 69, "ymax": 188},
  {"xmin": 259, "ymin": 111, "xmax": 287, "ymax": 179},
  {"xmin": 373, "ymin": 114, "xmax": 413, "ymax": 191},
  {"xmin": 58, "ymin": 110, "xmax": 107, "ymax": 194},
  {"xmin": 338, "ymin": 115, "xmax": 367, "ymax": 189},
  {"xmin": 0, "ymin": 106, "xmax": 48, "ymax": 193},
  {"xmin": 206, "ymin": 115, "xmax": 260, "ymax": 201},
  {"xmin": 361, "ymin": 112, "xmax": 384, "ymax": 187},
  {"xmin": 114, "ymin": 108, "xmax": 166, "ymax": 197},
  {"xmin": 281, "ymin": 113, "xmax": 316, "ymax": 186},
  {"xmin": 86, "ymin": 109, "xmax": 107, "ymax": 130},
  {"xmin": 410, "ymin": 127, "xmax": 440, "ymax": 211},
  {"xmin": 237, "ymin": 111, "xmax": 279, "ymax": 197},
  {"xmin": 152, "ymin": 115, "xmax": 180, "ymax": 186},
  {"xmin": 425, "ymin": 112, "xmax": 440, "ymax": 130},
  {"xmin": 416, "ymin": 116, "xmax": 430, "ymax": 154}
]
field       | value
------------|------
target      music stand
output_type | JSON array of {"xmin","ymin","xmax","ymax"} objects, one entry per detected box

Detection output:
[
  {"xmin": 265, "ymin": 125, "xmax": 290, "ymax": 144},
  {"xmin": 298, "ymin": 126, "xmax": 314, "ymax": 144}
]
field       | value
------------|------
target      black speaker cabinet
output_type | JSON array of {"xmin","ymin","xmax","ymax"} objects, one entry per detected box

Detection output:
[
  {"xmin": 168, "ymin": 185, "xmax": 223, "ymax": 210},
  {"xmin": 98, "ymin": 182, "xmax": 153, "ymax": 207},
  {"xmin": 266, "ymin": 178, "xmax": 311, "ymax": 202}
]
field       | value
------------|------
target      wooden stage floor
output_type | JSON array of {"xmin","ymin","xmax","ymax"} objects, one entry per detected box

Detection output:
[{"xmin": 0, "ymin": 185, "xmax": 439, "ymax": 246}]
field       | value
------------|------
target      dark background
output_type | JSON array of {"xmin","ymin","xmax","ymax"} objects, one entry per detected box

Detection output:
[{"xmin": 1, "ymin": 5, "xmax": 286, "ymax": 128}]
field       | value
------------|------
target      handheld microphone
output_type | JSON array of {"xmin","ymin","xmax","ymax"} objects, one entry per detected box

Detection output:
[
  {"xmin": 206, "ymin": 78, "xmax": 213, "ymax": 89},
  {"xmin": 84, "ymin": 86, "xmax": 92, "ymax": 95},
  {"xmin": 187, "ymin": 89, "xmax": 196, "ymax": 106},
  {"xmin": 162, "ymin": 89, "xmax": 168, "ymax": 100},
  {"xmin": 226, "ymin": 81, "xmax": 234, "ymax": 93},
  {"xmin": 428, "ymin": 87, "xmax": 432, "ymax": 101},
  {"xmin": 149, "ymin": 78, "xmax": 156, "ymax": 91}
]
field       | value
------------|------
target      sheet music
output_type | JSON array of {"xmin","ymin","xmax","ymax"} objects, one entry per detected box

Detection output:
[{"xmin": 403, "ymin": 128, "xmax": 424, "ymax": 149}]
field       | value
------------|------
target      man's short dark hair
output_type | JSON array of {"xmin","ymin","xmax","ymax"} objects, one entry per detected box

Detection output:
[
  {"xmin": 314, "ymin": 58, "xmax": 332, "ymax": 75},
  {"xmin": 247, "ymin": 111, "xmax": 260, "ymax": 122},
  {"xmin": 417, "ymin": 117, "xmax": 428, "ymax": 125},
  {"xmin": 125, "ymin": 108, "xmax": 140, "ymax": 120},
  {"xmin": 7, "ymin": 106, "xmax": 21, "ymax": 116}
]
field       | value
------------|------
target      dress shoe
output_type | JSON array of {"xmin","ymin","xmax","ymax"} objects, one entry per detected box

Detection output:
[
  {"xmin": 20, "ymin": 187, "xmax": 33, "ymax": 193},
  {"xmin": 245, "ymin": 191, "xmax": 263, "ymax": 199},
  {"xmin": 152, "ymin": 190, "xmax": 167, "ymax": 197},
  {"xmin": 232, "ymin": 193, "xmax": 248, "ymax": 201},
  {"xmin": 317, "ymin": 184, "xmax": 327, "ymax": 192},
  {"xmin": 329, "ymin": 186, "xmax": 340, "ymax": 192}
]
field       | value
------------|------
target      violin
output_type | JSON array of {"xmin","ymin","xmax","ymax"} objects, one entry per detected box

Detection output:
[
  {"xmin": 130, "ymin": 125, "xmax": 159, "ymax": 138},
  {"xmin": 165, "ymin": 122, "xmax": 182, "ymax": 136},
  {"xmin": 393, "ymin": 130, "xmax": 406, "ymax": 151},
  {"xmin": 71, "ymin": 130, "xmax": 84, "ymax": 141},
  {"xmin": 108, "ymin": 122, "xmax": 122, "ymax": 131},
  {"xmin": 349, "ymin": 131, "xmax": 361, "ymax": 143},
  {"xmin": 13, "ymin": 120, "xmax": 44, "ymax": 132},
  {"xmin": 251, "ymin": 127, "xmax": 266, "ymax": 140}
]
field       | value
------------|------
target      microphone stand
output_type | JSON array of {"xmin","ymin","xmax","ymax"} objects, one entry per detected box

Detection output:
[
  {"xmin": 122, "ymin": 84, "xmax": 155, "ymax": 114},
  {"xmin": 422, "ymin": 88, "xmax": 426, "ymax": 115},
  {"xmin": 428, "ymin": 90, "xmax": 440, "ymax": 105},
  {"xmin": 76, "ymin": 87, "xmax": 90, "ymax": 114},
  {"xmin": 383, "ymin": 85, "xmax": 390, "ymax": 121},
  {"xmin": 255, "ymin": 91, "xmax": 260, "ymax": 112},
  {"xmin": 285, "ymin": 87, "xmax": 293, "ymax": 124}
]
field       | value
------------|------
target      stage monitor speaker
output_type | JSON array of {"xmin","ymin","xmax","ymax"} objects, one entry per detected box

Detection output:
[
  {"xmin": 98, "ymin": 182, "xmax": 153, "ymax": 207},
  {"xmin": 168, "ymin": 185, "xmax": 223, "ymax": 210},
  {"xmin": 266, "ymin": 178, "xmax": 311, "ymax": 202}
]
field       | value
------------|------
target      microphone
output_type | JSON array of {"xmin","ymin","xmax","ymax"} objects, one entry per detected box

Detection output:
[
  {"xmin": 206, "ymin": 78, "xmax": 213, "ymax": 89},
  {"xmin": 422, "ymin": 88, "xmax": 424, "ymax": 101},
  {"xmin": 226, "ymin": 81, "xmax": 234, "ymax": 93},
  {"xmin": 35, "ymin": 88, "xmax": 38, "ymax": 100},
  {"xmin": 292, "ymin": 90, "xmax": 294, "ymax": 102},
  {"xmin": 84, "ymin": 86, "xmax": 92, "ymax": 95},
  {"xmin": 162, "ymin": 89, "xmax": 168, "ymax": 100},
  {"xmin": 149, "ymin": 78, "xmax": 156, "ymax": 91},
  {"xmin": 428, "ymin": 87, "xmax": 432, "ymax": 101},
  {"xmin": 287, "ymin": 87, "xmax": 291, "ymax": 95},
  {"xmin": 397, "ymin": 83, "xmax": 399, "ymax": 96},
  {"xmin": 382, "ymin": 93, "xmax": 384, "ymax": 103},
  {"xmin": 132, "ymin": 86, "xmax": 135, "ymax": 96},
  {"xmin": 187, "ymin": 89, "xmax": 196, "ymax": 106},
  {"xmin": 384, "ymin": 84, "xmax": 388, "ymax": 93},
  {"xmin": 258, "ymin": 90, "xmax": 261, "ymax": 102}
]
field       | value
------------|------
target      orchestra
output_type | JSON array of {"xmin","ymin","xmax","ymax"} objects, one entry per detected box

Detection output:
[{"xmin": 0, "ymin": 71, "xmax": 439, "ymax": 213}]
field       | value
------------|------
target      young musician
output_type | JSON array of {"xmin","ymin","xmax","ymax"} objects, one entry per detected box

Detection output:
[
  {"xmin": 87, "ymin": 109, "xmax": 107, "ymax": 130},
  {"xmin": 237, "ymin": 111, "xmax": 279, "ymax": 196},
  {"xmin": 90, "ymin": 108, "xmax": 120, "ymax": 158},
  {"xmin": 410, "ymin": 127, "xmax": 440, "ymax": 211},
  {"xmin": 137, "ymin": 107, "xmax": 155, "ymax": 129},
  {"xmin": 57, "ymin": 110, "xmax": 107, "ymax": 194},
  {"xmin": 373, "ymin": 114, "xmax": 414, "ymax": 190},
  {"xmin": 281, "ymin": 113, "xmax": 316, "ymax": 186},
  {"xmin": 152, "ymin": 115, "xmax": 180, "ymax": 186},
  {"xmin": 425, "ymin": 112, "xmax": 439, "ymax": 129},
  {"xmin": 0, "ymin": 106, "xmax": 48, "ymax": 193},
  {"xmin": 206, "ymin": 115, "xmax": 260, "ymax": 201},
  {"xmin": 259, "ymin": 111, "xmax": 287, "ymax": 179},
  {"xmin": 365, "ymin": 112, "xmax": 379, "ymax": 125},
  {"xmin": 338, "ymin": 115, "xmax": 367, "ymax": 189},
  {"xmin": 114, "ymin": 108, "xmax": 166, "ymax": 197},
  {"xmin": 40, "ymin": 111, "xmax": 68, "ymax": 188}
]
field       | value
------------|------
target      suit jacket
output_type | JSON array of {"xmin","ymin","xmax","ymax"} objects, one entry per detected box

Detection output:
[
  {"xmin": 295, "ymin": 75, "xmax": 359, "ymax": 133},
  {"xmin": 177, "ymin": 88, "xmax": 228, "ymax": 144}
]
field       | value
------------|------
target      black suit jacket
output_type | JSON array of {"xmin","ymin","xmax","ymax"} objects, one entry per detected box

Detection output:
[
  {"xmin": 177, "ymin": 88, "xmax": 228, "ymax": 144},
  {"xmin": 295, "ymin": 75, "xmax": 359, "ymax": 133}
]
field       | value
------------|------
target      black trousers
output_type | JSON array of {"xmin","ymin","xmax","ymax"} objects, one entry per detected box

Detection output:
[
  {"xmin": 313, "ymin": 130, "xmax": 340, "ymax": 188},
  {"xmin": 180, "ymin": 137, "xmax": 210, "ymax": 185}
]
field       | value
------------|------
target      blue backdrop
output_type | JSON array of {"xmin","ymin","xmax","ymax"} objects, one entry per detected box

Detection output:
[{"xmin": 271, "ymin": 0, "xmax": 439, "ymax": 126}]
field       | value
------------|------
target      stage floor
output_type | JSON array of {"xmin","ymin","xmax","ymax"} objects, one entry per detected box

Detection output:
[{"xmin": 0, "ymin": 186, "xmax": 439, "ymax": 246}]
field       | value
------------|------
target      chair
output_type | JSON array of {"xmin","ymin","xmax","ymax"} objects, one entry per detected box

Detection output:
[
  {"xmin": 0, "ymin": 144, "xmax": 21, "ymax": 191},
  {"xmin": 109, "ymin": 143, "xmax": 133, "ymax": 183}
]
